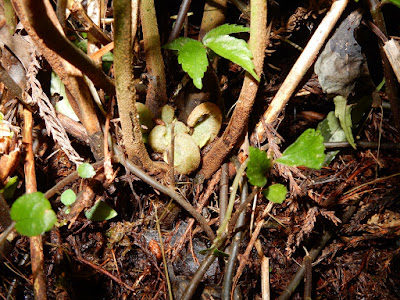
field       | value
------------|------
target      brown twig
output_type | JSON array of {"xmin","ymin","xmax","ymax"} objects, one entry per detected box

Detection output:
[
  {"xmin": 44, "ymin": 160, "xmax": 105, "ymax": 200},
  {"xmin": 168, "ymin": 0, "xmax": 191, "ymax": 42},
  {"xmin": 111, "ymin": 143, "xmax": 215, "ymax": 241},
  {"xmin": 68, "ymin": 0, "xmax": 112, "ymax": 46},
  {"xmin": 23, "ymin": 108, "xmax": 47, "ymax": 300},
  {"xmin": 75, "ymin": 256, "xmax": 136, "ymax": 292},
  {"xmin": 197, "ymin": 0, "xmax": 268, "ymax": 180}
]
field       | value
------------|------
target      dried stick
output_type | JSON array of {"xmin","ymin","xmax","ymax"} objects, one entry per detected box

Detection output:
[
  {"xmin": 68, "ymin": 0, "xmax": 112, "ymax": 46},
  {"xmin": 114, "ymin": 0, "xmax": 167, "ymax": 174},
  {"xmin": 43, "ymin": 160, "xmax": 105, "ymax": 199},
  {"xmin": 303, "ymin": 250, "xmax": 312, "ymax": 300},
  {"xmin": 197, "ymin": 0, "xmax": 267, "ymax": 180},
  {"xmin": 168, "ymin": 0, "xmax": 191, "ymax": 41},
  {"xmin": 219, "ymin": 162, "xmax": 229, "ymax": 223},
  {"xmin": 261, "ymin": 256, "xmax": 270, "ymax": 300},
  {"xmin": 23, "ymin": 108, "xmax": 47, "ymax": 300},
  {"xmin": 232, "ymin": 201, "xmax": 274, "ymax": 294},
  {"xmin": 253, "ymin": 0, "xmax": 349, "ymax": 142},
  {"xmin": 111, "ymin": 143, "xmax": 215, "ymax": 241}
]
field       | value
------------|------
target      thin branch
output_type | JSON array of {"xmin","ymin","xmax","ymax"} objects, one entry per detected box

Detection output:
[
  {"xmin": 23, "ymin": 108, "xmax": 47, "ymax": 300},
  {"xmin": 168, "ymin": 0, "xmax": 191, "ymax": 41},
  {"xmin": 111, "ymin": 143, "xmax": 215, "ymax": 241}
]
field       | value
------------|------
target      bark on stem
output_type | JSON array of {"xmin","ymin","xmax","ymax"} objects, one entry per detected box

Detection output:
[
  {"xmin": 140, "ymin": 0, "xmax": 167, "ymax": 117},
  {"xmin": 113, "ymin": 0, "xmax": 166, "ymax": 174},
  {"xmin": 197, "ymin": 0, "xmax": 267, "ymax": 180}
]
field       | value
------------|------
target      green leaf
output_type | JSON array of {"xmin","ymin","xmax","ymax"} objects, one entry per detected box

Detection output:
[
  {"xmin": 385, "ymin": 0, "xmax": 400, "ymax": 8},
  {"xmin": 10, "ymin": 192, "xmax": 57, "ymax": 237},
  {"xmin": 247, "ymin": 146, "xmax": 272, "ymax": 187},
  {"xmin": 203, "ymin": 35, "xmax": 259, "ymax": 81},
  {"xmin": 333, "ymin": 95, "xmax": 356, "ymax": 149},
  {"xmin": 78, "ymin": 163, "xmax": 96, "ymax": 179},
  {"xmin": 202, "ymin": 24, "xmax": 249, "ymax": 41},
  {"xmin": 60, "ymin": 189, "xmax": 76, "ymax": 206},
  {"xmin": 164, "ymin": 38, "xmax": 208, "ymax": 89},
  {"xmin": 1, "ymin": 176, "xmax": 18, "ymax": 199},
  {"xmin": 262, "ymin": 184, "xmax": 287, "ymax": 204},
  {"xmin": 317, "ymin": 111, "xmax": 347, "ymax": 165},
  {"xmin": 277, "ymin": 129, "xmax": 326, "ymax": 169},
  {"xmin": 213, "ymin": 248, "xmax": 229, "ymax": 257},
  {"xmin": 85, "ymin": 201, "xmax": 118, "ymax": 221}
]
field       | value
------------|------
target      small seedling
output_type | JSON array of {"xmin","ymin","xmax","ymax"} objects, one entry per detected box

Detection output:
[
  {"xmin": 164, "ymin": 24, "xmax": 259, "ymax": 89},
  {"xmin": 10, "ymin": 192, "xmax": 57, "ymax": 237},
  {"xmin": 262, "ymin": 184, "xmax": 287, "ymax": 204},
  {"xmin": 77, "ymin": 162, "xmax": 96, "ymax": 178}
]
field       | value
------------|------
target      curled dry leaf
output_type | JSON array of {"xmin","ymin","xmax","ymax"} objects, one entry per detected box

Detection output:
[{"xmin": 187, "ymin": 102, "xmax": 222, "ymax": 148}]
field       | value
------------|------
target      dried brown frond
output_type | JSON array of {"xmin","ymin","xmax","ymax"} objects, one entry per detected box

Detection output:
[{"xmin": 26, "ymin": 49, "xmax": 83, "ymax": 165}]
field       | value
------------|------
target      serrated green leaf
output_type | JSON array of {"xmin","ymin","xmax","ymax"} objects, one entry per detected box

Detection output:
[
  {"xmin": 262, "ymin": 184, "xmax": 287, "ymax": 204},
  {"xmin": 202, "ymin": 24, "xmax": 249, "ymax": 42},
  {"xmin": 10, "ymin": 192, "xmax": 57, "ymax": 237},
  {"xmin": 85, "ymin": 201, "xmax": 118, "ymax": 221},
  {"xmin": 60, "ymin": 189, "xmax": 76, "ymax": 206},
  {"xmin": 164, "ymin": 38, "xmax": 208, "ymax": 89},
  {"xmin": 204, "ymin": 35, "xmax": 259, "ymax": 81},
  {"xmin": 333, "ymin": 96, "xmax": 356, "ymax": 149},
  {"xmin": 163, "ymin": 37, "xmax": 192, "ymax": 51},
  {"xmin": 277, "ymin": 129, "xmax": 326, "ymax": 169},
  {"xmin": 247, "ymin": 146, "xmax": 272, "ymax": 187},
  {"xmin": 78, "ymin": 163, "xmax": 96, "ymax": 179}
]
